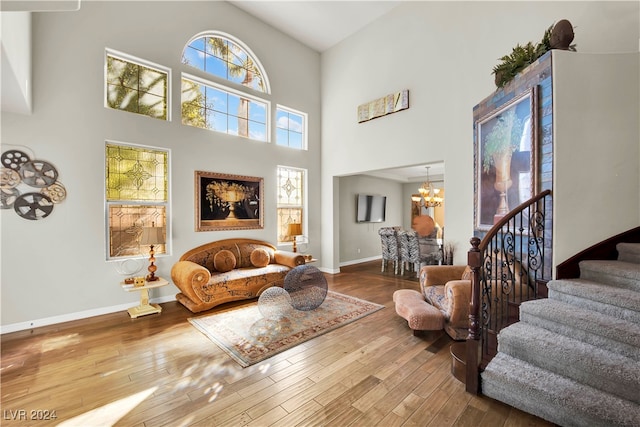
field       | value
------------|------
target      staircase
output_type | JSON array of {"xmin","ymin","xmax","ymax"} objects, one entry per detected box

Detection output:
[{"xmin": 481, "ymin": 243, "xmax": 640, "ymax": 426}]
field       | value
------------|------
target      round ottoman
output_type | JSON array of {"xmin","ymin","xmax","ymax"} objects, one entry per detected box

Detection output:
[
  {"xmin": 284, "ymin": 265, "xmax": 328, "ymax": 311},
  {"xmin": 393, "ymin": 289, "xmax": 445, "ymax": 333}
]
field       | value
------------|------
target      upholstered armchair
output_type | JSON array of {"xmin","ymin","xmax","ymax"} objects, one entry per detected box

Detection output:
[
  {"xmin": 419, "ymin": 265, "xmax": 471, "ymax": 340},
  {"xmin": 417, "ymin": 258, "xmax": 527, "ymax": 340}
]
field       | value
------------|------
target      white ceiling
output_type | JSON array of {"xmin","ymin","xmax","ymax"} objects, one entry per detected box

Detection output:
[
  {"xmin": 363, "ymin": 163, "xmax": 445, "ymax": 183},
  {"xmin": 229, "ymin": 1, "xmax": 442, "ymax": 182},
  {"xmin": 0, "ymin": 0, "xmax": 80, "ymax": 11},
  {"xmin": 228, "ymin": 1, "xmax": 403, "ymax": 53}
]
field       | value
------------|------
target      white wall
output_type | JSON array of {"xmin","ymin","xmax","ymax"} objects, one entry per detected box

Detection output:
[
  {"xmin": 337, "ymin": 175, "xmax": 445, "ymax": 265},
  {"xmin": 3, "ymin": 1, "xmax": 639, "ymax": 331},
  {"xmin": 320, "ymin": 1, "xmax": 640, "ymax": 270},
  {"xmin": 1, "ymin": 12, "xmax": 32, "ymax": 113},
  {"xmin": 553, "ymin": 50, "xmax": 640, "ymax": 265},
  {"xmin": 1, "ymin": 1, "xmax": 321, "ymax": 330},
  {"xmin": 338, "ymin": 175, "xmax": 403, "ymax": 264}
]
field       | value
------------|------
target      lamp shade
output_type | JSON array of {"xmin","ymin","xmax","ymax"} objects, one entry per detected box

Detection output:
[
  {"xmin": 140, "ymin": 226, "xmax": 166, "ymax": 246},
  {"xmin": 287, "ymin": 223, "xmax": 302, "ymax": 237}
]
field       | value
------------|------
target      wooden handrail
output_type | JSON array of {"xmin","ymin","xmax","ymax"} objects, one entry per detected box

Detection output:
[{"xmin": 478, "ymin": 190, "xmax": 551, "ymax": 252}]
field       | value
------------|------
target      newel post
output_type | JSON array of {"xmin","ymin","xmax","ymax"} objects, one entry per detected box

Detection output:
[{"xmin": 466, "ymin": 236, "xmax": 482, "ymax": 394}]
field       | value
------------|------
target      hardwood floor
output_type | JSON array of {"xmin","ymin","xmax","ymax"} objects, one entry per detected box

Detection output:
[{"xmin": 1, "ymin": 261, "xmax": 553, "ymax": 426}]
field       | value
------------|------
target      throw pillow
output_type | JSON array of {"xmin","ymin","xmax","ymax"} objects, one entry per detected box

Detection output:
[
  {"xmin": 214, "ymin": 249, "xmax": 236, "ymax": 272},
  {"xmin": 250, "ymin": 248, "xmax": 271, "ymax": 267},
  {"xmin": 461, "ymin": 266, "xmax": 472, "ymax": 280}
]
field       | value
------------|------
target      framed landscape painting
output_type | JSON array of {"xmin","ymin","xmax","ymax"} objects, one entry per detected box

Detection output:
[
  {"xmin": 474, "ymin": 86, "xmax": 538, "ymax": 231},
  {"xmin": 195, "ymin": 171, "xmax": 263, "ymax": 232}
]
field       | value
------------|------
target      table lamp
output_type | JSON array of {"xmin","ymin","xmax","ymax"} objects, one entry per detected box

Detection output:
[
  {"xmin": 140, "ymin": 222, "xmax": 165, "ymax": 281},
  {"xmin": 287, "ymin": 223, "xmax": 303, "ymax": 253}
]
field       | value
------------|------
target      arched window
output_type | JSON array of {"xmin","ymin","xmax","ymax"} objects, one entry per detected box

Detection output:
[
  {"xmin": 181, "ymin": 32, "xmax": 270, "ymax": 141},
  {"xmin": 182, "ymin": 32, "xmax": 270, "ymax": 94}
]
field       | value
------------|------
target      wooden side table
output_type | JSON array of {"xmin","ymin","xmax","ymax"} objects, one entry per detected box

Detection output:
[{"xmin": 121, "ymin": 277, "xmax": 168, "ymax": 318}]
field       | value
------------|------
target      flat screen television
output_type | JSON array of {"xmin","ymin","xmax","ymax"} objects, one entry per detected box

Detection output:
[{"xmin": 356, "ymin": 194, "xmax": 386, "ymax": 223}]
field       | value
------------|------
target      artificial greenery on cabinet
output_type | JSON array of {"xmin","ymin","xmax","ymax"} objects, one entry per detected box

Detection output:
[{"xmin": 492, "ymin": 19, "xmax": 576, "ymax": 88}]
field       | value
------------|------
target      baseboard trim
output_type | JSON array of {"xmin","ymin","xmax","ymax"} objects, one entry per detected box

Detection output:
[
  {"xmin": 318, "ymin": 266, "xmax": 341, "ymax": 274},
  {"xmin": 340, "ymin": 255, "xmax": 381, "ymax": 267},
  {"xmin": 1, "ymin": 294, "xmax": 177, "ymax": 335}
]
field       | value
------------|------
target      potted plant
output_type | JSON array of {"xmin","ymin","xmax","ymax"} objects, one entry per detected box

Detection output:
[
  {"xmin": 482, "ymin": 109, "xmax": 523, "ymax": 175},
  {"xmin": 482, "ymin": 109, "xmax": 524, "ymax": 218}
]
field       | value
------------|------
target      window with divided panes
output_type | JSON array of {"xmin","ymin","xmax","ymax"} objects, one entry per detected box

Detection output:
[
  {"xmin": 277, "ymin": 166, "xmax": 305, "ymax": 244},
  {"xmin": 105, "ymin": 142, "xmax": 168, "ymax": 260}
]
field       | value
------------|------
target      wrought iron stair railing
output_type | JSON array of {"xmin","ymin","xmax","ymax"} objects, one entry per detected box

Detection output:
[{"xmin": 465, "ymin": 190, "xmax": 553, "ymax": 393}]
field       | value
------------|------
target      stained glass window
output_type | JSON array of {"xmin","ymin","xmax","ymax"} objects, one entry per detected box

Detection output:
[
  {"xmin": 277, "ymin": 166, "xmax": 305, "ymax": 244},
  {"xmin": 106, "ymin": 143, "xmax": 169, "ymax": 260}
]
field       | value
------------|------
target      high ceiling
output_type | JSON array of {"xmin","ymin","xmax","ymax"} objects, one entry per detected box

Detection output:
[
  {"xmin": 2, "ymin": 0, "xmax": 440, "ymax": 182},
  {"xmin": 226, "ymin": 1, "xmax": 443, "ymax": 182},
  {"xmin": 228, "ymin": 1, "xmax": 403, "ymax": 53}
]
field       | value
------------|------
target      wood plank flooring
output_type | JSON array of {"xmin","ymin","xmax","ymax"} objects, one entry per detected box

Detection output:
[{"xmin": 1, "ymin": 261, "xmax": 553, "ymax": 426}]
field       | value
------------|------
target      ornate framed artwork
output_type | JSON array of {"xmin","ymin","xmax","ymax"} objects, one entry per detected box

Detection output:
[
  {"xmin": 474, "ymin": 86, "xmax": 538, "ymax": 231},
  {"xmin": 195, "ymin": 171, "xmax": 263, "ymax": 232}
]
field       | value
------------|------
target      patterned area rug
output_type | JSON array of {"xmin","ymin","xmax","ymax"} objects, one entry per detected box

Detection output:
[{"xmin": 188, "ymin": 291, "xmax": 385, "ymax": 367}]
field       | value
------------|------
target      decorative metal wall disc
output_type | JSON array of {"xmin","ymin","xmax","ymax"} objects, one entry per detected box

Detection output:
[
  {"xmin": 1, "ymin": 150, "xmax": 31, "ymax": 170},
  {"xmin": 0, "ymin": 187, "xmax": 20, "ymax": 209},
  {"xmin": 2, "ymin": 148, "xmax": 65, "ymax": 220},
  {"xmin": 19, "ymin": 160, "xmax": 58, "ymax": 188},
  {"xmin": 41, "ymin": 182, "xmax": 67, "ymax": 203},
  {"xmin": 0, "ymin": 168, "xmax": 22, "ymax": 188},
  {"xmin": 14, "ymin": 192, "xmax": 54, "ymax": 220}
]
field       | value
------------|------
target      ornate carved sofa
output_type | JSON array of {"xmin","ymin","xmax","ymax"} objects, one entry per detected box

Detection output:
[{"xmin": 171, "ymin": 238, "xmax": 305, "ymax": 313}]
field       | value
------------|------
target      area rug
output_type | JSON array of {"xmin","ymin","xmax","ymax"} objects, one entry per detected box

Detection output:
[{"xmin": 188, "ymin": 291, "xmax": 385, "ymax": 367}]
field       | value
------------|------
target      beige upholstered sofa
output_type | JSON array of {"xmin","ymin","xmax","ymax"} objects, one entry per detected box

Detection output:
[{"xmin": 171, "ymin": 238, "xmax": 305, "ymax": 313}]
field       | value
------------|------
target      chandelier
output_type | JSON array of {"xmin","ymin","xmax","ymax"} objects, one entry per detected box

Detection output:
[{"xmin": 412, "ymin": 166, "xmax": 443, "ymax": 207}]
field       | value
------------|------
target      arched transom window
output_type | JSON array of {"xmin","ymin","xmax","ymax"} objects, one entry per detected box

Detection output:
[
  {"xmin": 182, "ymin": 32, "xmax": 270, "ymax": 94},
  {"xmin": 181, "ymin": 32, "xmax": 271, "ymax": 141}
]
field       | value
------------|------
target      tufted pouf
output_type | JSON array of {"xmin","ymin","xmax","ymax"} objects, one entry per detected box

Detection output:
[{"xmin": 393, "ymin": 289, "xmax": 445, "ymax": 334}]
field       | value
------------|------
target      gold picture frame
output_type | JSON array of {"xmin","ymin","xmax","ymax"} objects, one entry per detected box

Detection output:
[{"xmin": 195, "ymin": 171, "xmax": 264, "ymax": 232}]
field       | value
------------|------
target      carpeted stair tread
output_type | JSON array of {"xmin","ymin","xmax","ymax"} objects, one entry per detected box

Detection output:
[
  {"xmin": 618, "ymin": 242, "xmax": 640, "ymax": 264},
  {"xmin": 547, "ymin": 278, "xmax": 640, "ymax": 324},
  {"xmin": 496, "ymin": 322, "xmax": 640, "ymax": 403},
  {"xmin": 484, "ymin": 249, "xmax": 640, "ymax": 424},
  {"xmin": 519, "ymin": 298, "xmax": 640, "ymax": 361},
  {"xmin": 481, "ymin": 353, "xmax": 640, "ymax": 427},
  {"xmin": 579, "ymin": 260, "xmax": 640, "ymax": 291}
]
